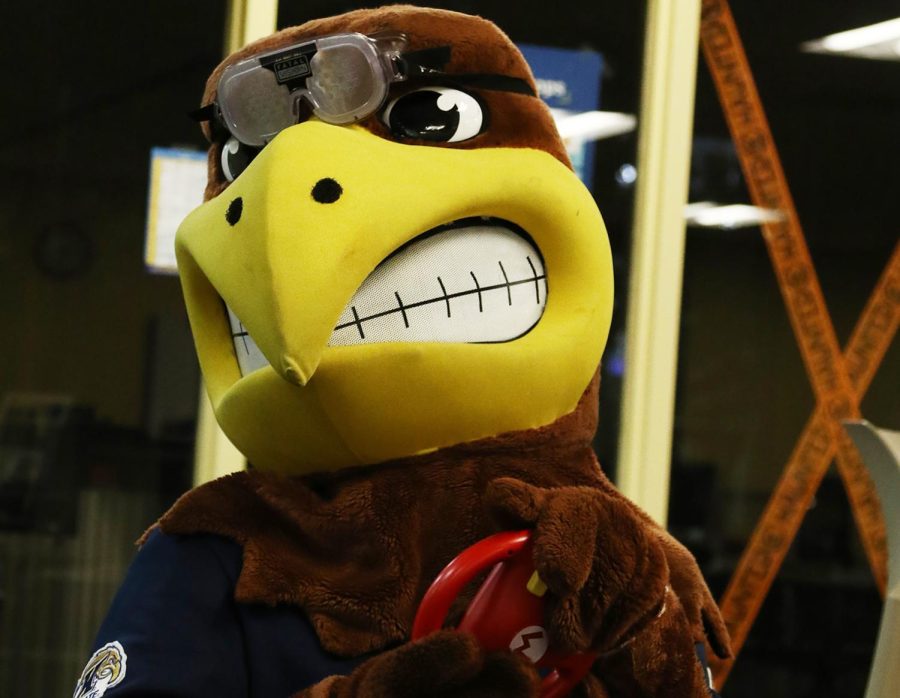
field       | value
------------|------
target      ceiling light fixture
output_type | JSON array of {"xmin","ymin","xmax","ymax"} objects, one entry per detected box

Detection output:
[
  {"xmin": 551, "ymin": 110, "xmax": 637, "ymax": 142},
  {"xmin": 684, "ymin": 202, "xmax": 786, "ymax": 230},
  {"xmin": 801, "ymin": 17, "xmax": 900, "ymax": 61}
]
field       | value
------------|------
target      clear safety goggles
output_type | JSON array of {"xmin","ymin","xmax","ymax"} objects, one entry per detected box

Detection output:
[{"xmin": 193, "ymin": 32, "xmax": 535, "ymax": 147}]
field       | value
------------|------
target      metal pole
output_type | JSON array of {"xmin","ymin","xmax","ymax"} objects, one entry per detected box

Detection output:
[{"xmin": 616, "ymin": 0, "xmax": 701, "ymax": 524}]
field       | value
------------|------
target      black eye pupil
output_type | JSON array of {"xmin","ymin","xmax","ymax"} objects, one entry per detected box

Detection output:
[
  {"xmin": 387, "ymin": 91, "xmax": 461, "ymax": 141},
  {"xmin": 223, "ymin": 140, "xmax": 260, "ymax": 182}
]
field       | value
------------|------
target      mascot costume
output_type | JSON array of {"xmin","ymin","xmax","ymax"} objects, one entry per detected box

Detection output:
[{"xmin": 76, "ymin": 7, "xmax": 731, "ymax": 697}]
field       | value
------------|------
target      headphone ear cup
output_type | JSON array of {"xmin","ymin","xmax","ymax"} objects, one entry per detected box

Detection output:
[{"xmin": 221, "ymin": 137, "xmax": 261, "ymax": 183}]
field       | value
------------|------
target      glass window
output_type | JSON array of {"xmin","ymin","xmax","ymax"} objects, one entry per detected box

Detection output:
[
  {"xmin": 0, "ymin": 2, "xmax": 225, "ymax": 694},
  {"xmin": 672, "ymin": 2, "xmax": 899, "ymax": 696}
]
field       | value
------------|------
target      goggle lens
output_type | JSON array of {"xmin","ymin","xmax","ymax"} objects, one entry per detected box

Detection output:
[
  {"xmin": 307, "ymin": 40, "xmax": 385, "ymax": 123},
  {"xmin": 218, "ymin": 66, "xmax": 294, "ymax": 146},
  {"xmin": 217, "ymin": 33, "xmax": 399, "ymax": 145}
]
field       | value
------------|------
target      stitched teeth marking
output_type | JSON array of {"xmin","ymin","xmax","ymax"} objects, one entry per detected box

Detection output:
[
  {"xmin": 329, "ymin": 224, "xmax": 546, "ymax": 346},
  {"xmin": 226, "ymin": 223, "xmax": 547, "ymax": 377},
  {"xmin": 227, "ymin": 307, "xmax": 269, "ymax": 376}
]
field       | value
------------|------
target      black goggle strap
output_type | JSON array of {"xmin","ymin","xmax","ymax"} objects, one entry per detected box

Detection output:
[
  {"xmin": 189, "ymin": 103, "xmax": 218, "ymax": 123},
  {"xmin": 399, "ymin": 45, "xmax": 536, "ymax": 97},
  {"xmin": 432, "ymin": 73, "xmax": 536, "ymax": 96},
  {"xmin": 189, "ymin": 103, "xmax": 230, "ymax": 143},
  {"xmin": 188, "ymin": 73, "xmax": 534, "ymax": 127},
  {"xmin": 396, "ymin": 45, "xmax": 452, "ymax": 77}
]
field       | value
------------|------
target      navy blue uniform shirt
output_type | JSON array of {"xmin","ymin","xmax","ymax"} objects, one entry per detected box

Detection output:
[{"xmin": 74, "ymin": 529, "xmax": 365, "ymax": 697}]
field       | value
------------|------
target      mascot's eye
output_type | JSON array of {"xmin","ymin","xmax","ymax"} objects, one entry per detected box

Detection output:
[
  {"xmin": 382, "ymin": 87, "xmax": 485, "ymax": 142},
  {"xmin": 221, "ymin": 137, "xmax": 260, "ymax": 182}
]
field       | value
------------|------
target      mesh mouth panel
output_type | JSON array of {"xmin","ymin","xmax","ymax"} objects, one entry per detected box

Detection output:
[{"xmin": 328, "ymin": 224, "xmax": 546, "ymax": 346}]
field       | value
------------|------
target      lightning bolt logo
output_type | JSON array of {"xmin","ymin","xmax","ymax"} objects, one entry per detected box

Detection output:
[{"xmin": 509, "ymin": 625, "xmax": 549, "ymax": 663}]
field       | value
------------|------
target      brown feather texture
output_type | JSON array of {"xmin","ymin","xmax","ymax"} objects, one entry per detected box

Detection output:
[{"xmin": 151, "ymin": 374, "xmax": 725, "ymax": 695}]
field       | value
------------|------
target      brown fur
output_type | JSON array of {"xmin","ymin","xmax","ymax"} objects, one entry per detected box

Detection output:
[
  {"xmin": 199, "ymin": 6, "xmax": 568, "ymax": 200},
  {"xmin": 597, "ymin": 593, "xmax": 714, "ymax": 698},
  {"xmin": 293, "ymin": 631, "xmax": 541, "ymax": 697},
  {"xmin": 155, "ymin": 375, "xmax": 606, "ymax": 655},
  {"xmin": 152, "ymin": 374, "xmax": 726, "ymax": 695}
]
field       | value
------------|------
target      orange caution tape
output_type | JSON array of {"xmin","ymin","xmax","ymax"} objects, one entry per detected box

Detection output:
[
  {"xmin": 713, "ymin": 246, "xmax": 899, "ymax": 683},
  {"xmin": 698, "ymin": 0, "xmax": 898, "ymax": 686}
]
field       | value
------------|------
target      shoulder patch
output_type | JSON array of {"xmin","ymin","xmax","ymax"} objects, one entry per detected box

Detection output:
[{"xmin": 73, "ymin": 641, "xmax": 127, "ymax": 698}]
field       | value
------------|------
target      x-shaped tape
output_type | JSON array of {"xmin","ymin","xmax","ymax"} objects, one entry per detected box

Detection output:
[{"xmin": 699, "ymin": 0, "xmax": 900, "ymax": 686}]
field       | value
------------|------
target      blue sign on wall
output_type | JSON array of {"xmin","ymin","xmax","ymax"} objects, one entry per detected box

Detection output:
[{"xmin": 518, "ymin": 44, "xmax": 604, "ymax": 189}]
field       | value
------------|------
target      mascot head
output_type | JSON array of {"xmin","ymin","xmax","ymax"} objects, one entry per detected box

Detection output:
[{"xmin": 176, "ymin": 6, "xmax": 613, "ymax": 474}]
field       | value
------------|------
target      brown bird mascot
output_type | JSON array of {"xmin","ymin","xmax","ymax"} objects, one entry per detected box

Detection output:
[{"xmin": 75, "ymin": 6, "xmax": 730, "ymax": 698}]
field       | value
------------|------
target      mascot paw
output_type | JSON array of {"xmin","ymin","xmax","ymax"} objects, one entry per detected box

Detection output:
[
  {"xmin": 315, "ymin": 630, "xmax": 540, "ymax": 698},
  {"xmin": 653, "ymin": 530, "xmax": 732, "ymax": 659},
  {"xmin": 597, "ymin": 592, "xmax": 717, "ymax": 698},
  {"xmin": 486, "ymin": 478, "xmax": 670, "ymax": 654}
]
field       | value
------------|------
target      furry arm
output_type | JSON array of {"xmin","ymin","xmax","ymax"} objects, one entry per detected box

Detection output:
[
  {"xmin": 290, "ymin": 630, "xmax": 540, "ymax": 698},
  {"xmin": 576, "ymin": 468, "xmax": 732, "ymax": 659},
  {"xmin": 650, "ymin": 526, "xmax": 731, "ymax": 659}
]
